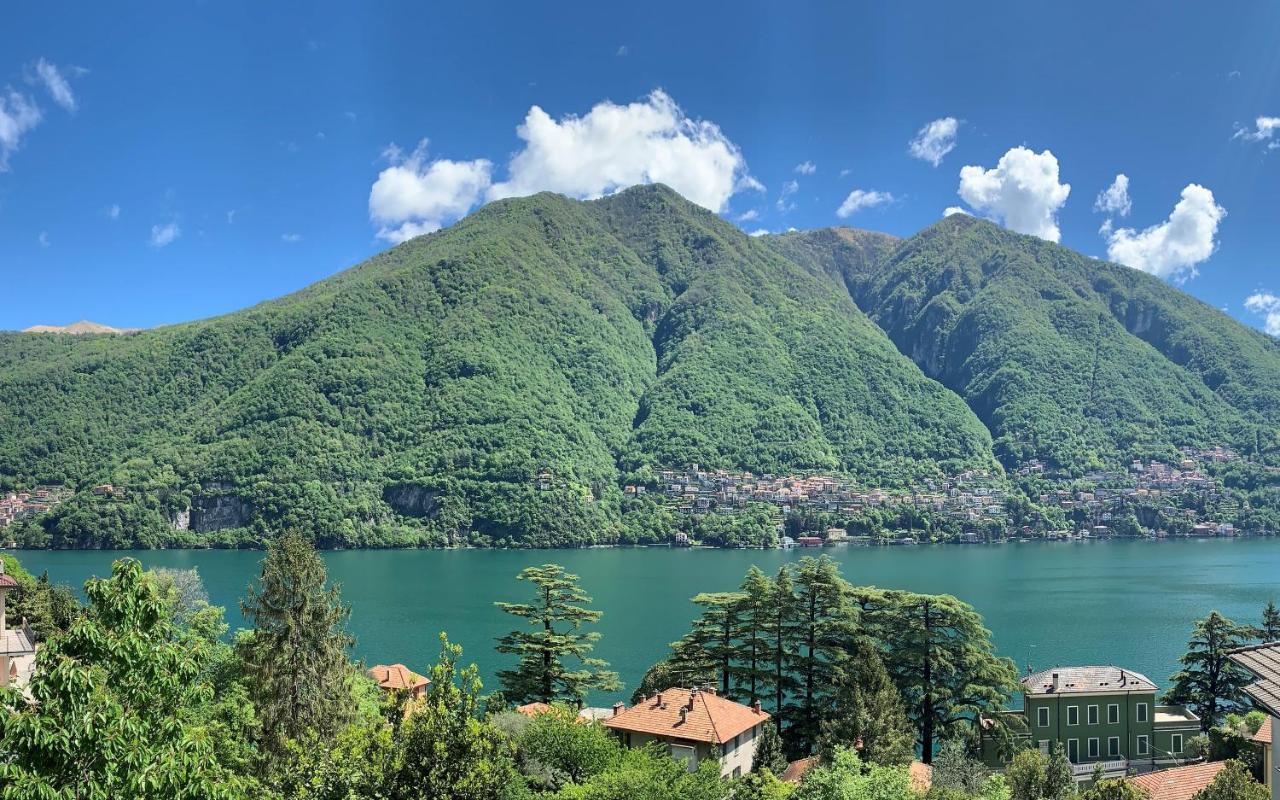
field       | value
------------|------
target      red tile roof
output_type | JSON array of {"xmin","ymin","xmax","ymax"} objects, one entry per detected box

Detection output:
[
  {"xmin": 0, "ymin": 574, "xmax": 17, "ymax": 588},
  {"xmin": 781, "ymin": 756, "xmax": 818, "ymax": 784},
  {"xmin": 1254, "ymin": 721, "xmax": 1273, "ymax": 745},
  {"xmin": 604, "ymin": 687, "xmax": 769, "ymax": 745},
  {"xmin": 367, "ymin": 663, "xmax": 429, "ymax": 692},
  {"xmin": 1129, "ymin": 762, "xmax": 1226, "ymax": 800}
]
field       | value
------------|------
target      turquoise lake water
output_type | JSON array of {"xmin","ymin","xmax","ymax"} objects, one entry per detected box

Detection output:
[{"xmin": 12, "ymin": 539, "xmax": 1279, "ymax": 702}]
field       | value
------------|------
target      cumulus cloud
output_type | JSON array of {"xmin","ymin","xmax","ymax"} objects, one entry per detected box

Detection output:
[
  {"xmin": 1244, "ymin": 292, "xmax": 1280, "ymax": 336},
  {"xmin": 1234, "ymin": 116, "xmax": 1280, "ymax": 147},
  {"xmin": 794, "ymin": 160, "xmax": 816, "ymax": 175},
  {"xmin": 106, "ymin": 203, "xmax": 120, "ymax": 220},
  {"xmin": 0, "ymin": 89, "xmax": 42, "ymax": 170},
  {"xmin": 34, "ymin": 59, "xmax": 78, "ymax": 112},
  {"xmin": 368, "ymin": 139, "xmax": 493, "ymax": 243},
  {"xmin": 836, "ymin": 189, "xmax": 894, "ymax": 218},
  {"xmin": 957, "ymin": 146, "xmax": 1071, "ymax": 242},
  {"xmin": 487, "ymin": 90, "xmax": 756, "ymax": 212},
  {"xmin": 943, "ymin": 206, "xmax": 969, "ymax": 217},
  {"xmin": 1103, "ymin": 184, "xmax": 1225, "ymax": 282},
  {"xmin": 776, "ymin": 179, "xmax": 799, "ymax": 212},
  {"xmin": 737, "ymin": 209, "xmax": 759, "ymax": 221},
  {"xmin": 149, "ymin": 222, "xmax": 181, "ymax": 248},
  {"xmin": 1094, "ymin": 174, "xmax": 1132, "ymax": 217},
  {"xmin": 909, "ymin": 117, "xmax": 959, "ymax": 167},
  {"xmin": 38, "ymin": 231, "xmax": 49, "ymax": 247},
  {"xmin": 748, "ymin": 228, "xmax": 769, "ymax": 237},
  {"xmin": 281, "ymin": 233, "xmax": 303, "ymax": 243}
]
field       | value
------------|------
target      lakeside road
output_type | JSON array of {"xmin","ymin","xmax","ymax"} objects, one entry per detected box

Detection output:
[{"xmin": 12, "ymin": 537, "xmax": 1280, "ymax": 704}]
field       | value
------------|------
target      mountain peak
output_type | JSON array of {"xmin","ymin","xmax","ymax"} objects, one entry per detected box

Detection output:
[{"xmin": 21, "ymin": 320, "xmax": 138, "ymax": 335}]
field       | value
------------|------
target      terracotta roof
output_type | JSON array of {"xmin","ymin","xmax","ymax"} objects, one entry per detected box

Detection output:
[
  {"xmin": 1022, "ymin": 666, "xmax": 1156, "ymax": 695},
  {"xmin": 603, "ymin": 687, "xmax": 769, "ymax": 745},
  {"xmin": 781, "ymin": 756, "xmax": 818, "ymax": 784},
  {"xmin": 1254, "ymin": 720, "xmax": 1273, "ymax": 745},
  {"xmin": 1230, "ymin": 642, "xmax": 1280, "ymax": 716},
  {"xmin": 0, "ymin": 574, "xmax": 17, "ymax": 588},
  {"xmin": 1128, "ymin": 762, "xmax": 1226, "ymax": 800},
  {"xmin": 367, "ymin": 663, "xmax": 429, "ymax": 692}
]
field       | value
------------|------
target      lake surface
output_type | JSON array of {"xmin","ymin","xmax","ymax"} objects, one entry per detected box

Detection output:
[{"xmin": 11, "ymin": 539, "xmax": 1280, "ymax": 703}]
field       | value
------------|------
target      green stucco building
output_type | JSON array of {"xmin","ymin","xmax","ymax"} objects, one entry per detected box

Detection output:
[{"xmin": 981, "ymin": 665, "xmax": 1201, "ymax": 780}]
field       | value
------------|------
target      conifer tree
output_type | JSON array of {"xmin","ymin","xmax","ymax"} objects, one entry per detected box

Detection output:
[
  {"xmin": 495, "ymin": 563, "xmax": 619, "ymax": 705},
  {"xmin": 734, "ymin": 566, "xmax": 774, "ymax": 703},
  {"xmin": 1165, "ymin": 611, "xmax": 1252, "ymax": 730},
  {"xmin": 765, "ymin": 565, "xmax": 801, "ymax": 732},
  {"xmin": 672, "ymin": 591, "xmax": 747, "ymax": 696},
  {"xmin": 788, "ymin": 556, "xmax": 856, "ymax": 754},
  {"xmin": 1258, "ymin": 600, "xmax": 1280, "ymax": 643},
  {"xmin": 752, "ymin": 719, "xmax": 788, "ymax": 775},
  {"xmin": 240, "ymin": 531, "xmax": 354, "ymax": 754},
  {"xmin": 818, "ymin": 639, "xmax": 915, "ymax": 766}
]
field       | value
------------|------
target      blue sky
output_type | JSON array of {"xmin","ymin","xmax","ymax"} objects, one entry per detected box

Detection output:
[{"xmin": 2, "ymin": 1, "xmax": 1278, "ymax": 335}]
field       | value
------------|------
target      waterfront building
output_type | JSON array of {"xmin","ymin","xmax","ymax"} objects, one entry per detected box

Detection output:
[
  {"xmin": 981, "ymin": 666, "xmax": 1199, "ymax": 780},
  {"xmin": 1229, "ymin": 641, "xmax": 1280, "ymax": 800},
  {"xmin": 603, "ymin": 687, "xmax": 769, "ymax": 777},
  {"xmin": 0, "ymin": 559, "xmax": 36, "ymax": 689}
]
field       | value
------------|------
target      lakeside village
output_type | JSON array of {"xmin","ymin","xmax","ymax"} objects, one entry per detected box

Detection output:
[{"xmin": 604, "ymin": 444, "xmax": 1264, "ymax": 547}]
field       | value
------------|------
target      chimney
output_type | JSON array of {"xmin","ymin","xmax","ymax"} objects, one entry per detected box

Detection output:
[
  {"xmin": 688, "ymin": 691, "xmax": 697, "ymax": 711},
  {"xmin": 1120, "ymin": 670, "xmax": 1127, "ymax": 686},
  {"xmin": 1051, "ymin": 672, "xmax": 1059, "ymax": 692},
  {"xmin": 655, "ymin": 692, "xmax": 663, "ymax": 707},
  {"xmin": 612, "ymin": 702, "xmax": 624, "ymax": 717},
  {"xmin": 706, "ymin": 686, "xmax": 717, "ymax": 696},
  {"xmin": 678, "ymin": 707, "xmax": 688, "ymax": 725},
  {"xmin": 752, "ymin": 699, "xmax": 762, "ymax": 714}
]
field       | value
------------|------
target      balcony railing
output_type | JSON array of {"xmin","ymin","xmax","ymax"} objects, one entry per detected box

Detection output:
[{"xmin": 1070, "ymin": 759, "xmax": 1128, "ymax": 778}]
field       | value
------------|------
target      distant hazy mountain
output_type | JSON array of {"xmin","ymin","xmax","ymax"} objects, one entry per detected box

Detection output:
[
  {"xmin": 21, "ymin": 320, "xmax": 138, "ymax": 334},
  {"xmin": 0, "ymin": 186, "xmax": 1274, "ymax": 548}
]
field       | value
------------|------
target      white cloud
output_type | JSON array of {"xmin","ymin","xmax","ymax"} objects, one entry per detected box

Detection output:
[
  {"xmin": 368, "ymin": 139, "xmax": 493, "ymax": 243},
  {"xmin": 1094, "ymin": 174, "xmax": 1131, "ymax": 217},
  {"xmin": 943, "ymin": 206, "xmax": 969, "ymax": 217},
  {"xmin": 1244, "ymin": 292, "xmax": 1280, "ymax": 336},
  {"xmin": 486, "ymin": 90, "xmax": 756, "ymax": 213},
  {"xmin": 281, "ymin": 233, "xmax": 303, "ymax": 243},
  {"xmin": 776, "ymin": 179, "xmax": 799, "ymax": 212},
  {"xmin": 836, "ymin": 189, "xmax": 894, "ymax": 218},
  {"xmin": 34, "ymin": 59, "xmax": 77, "ymax": 112},
  {"xmin": 1103, "ymin": 184, "xmax": 1225, "ymax": 282},
  {"xmin": 37, "ymin": 231, "xmax": 49, "ymax": 247},
  {"xmin": 957, "ymin": 146, "xmax": 1071, "ymax": 242},
  {"xmin": 106, "ymin": 204, "xmax": 120, "ymax": 220},
  {"xmin": 1234, "ymin": 116, "xmax": 1280, "ymax": 146},
  {"xmin": 909, "ymin": 117, "xmax": 959, "ymax": 167},
  {"xmin": 748, "ymin": 228, "xmax": 769, "ymax": 237},
  {"xmin": 616, "ymin": 45, "xmax": 629, "ymax": 56},
  {"xmin": 794, "ymin": 161, "xmax": 816, "ymax": 175},
  {"xmin": 226, "ymin": 210, "xmax": 237, "ymax": 224},
  {"xmin": 737, "ymin": 209, "xmax": 759, "ymax": 221},
  {"xmin": 0, "ymin": 89, "xmax": 42, "ymax": 170},
  {"xmin": 149, "ymin": 222, "xmax": 181, "ymax": 248}
]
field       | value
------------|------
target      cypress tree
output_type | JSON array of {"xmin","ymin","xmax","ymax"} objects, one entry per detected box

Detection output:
[
  {"xmin": 494, "ymin": 563, "xmax": 619, "ymax": 705},
  {"xmin": 240, "ymin": 531, "xmax": 354, "ymax": 754}
]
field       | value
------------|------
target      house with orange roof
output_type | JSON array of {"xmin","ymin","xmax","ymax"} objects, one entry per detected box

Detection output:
[
  {"xmin": 1127, "ymin": 761, "xmax": 1226, "ymax": 800},
  {"xmin": 603, "ymin": 687, "xmax": 770, "ymax": 778},
  {"xmin": 367, "ymin": 663, "xmax": 430, "ymax": 700}
]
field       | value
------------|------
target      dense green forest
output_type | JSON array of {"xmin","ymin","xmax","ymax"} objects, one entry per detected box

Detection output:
[{"xmin": 1, "ymin": 187, "xmax": 1276, "ymax": 549}]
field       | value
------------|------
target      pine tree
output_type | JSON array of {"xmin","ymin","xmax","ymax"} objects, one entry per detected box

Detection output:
[
  {"xmin": 865, "ymin": 590, "xmax": 1017, "ymax": 763},
  {"xmin": 734, "ymin": 566, "xmax": 774, "ymax": 704},
  {"xmin": 671, "ymin": 591, "xmax": 747, "ymax": 696},
  {"xmin": 765, "ymin": 565, "xmax": 801, "ymax": 732},
  {"xmin": 495, "ymin": 563, "xmax": 619, "ymax": 705},
  {"xmin": 788, "ymin": 556, "xmax": 856, "ymax": 755},
  {"xmin": 752, "ymin": 718, "xmax": 788, "ymax": 775},
  {"xmin": 818, "ymin": 639, "xmax": 915, "ymax": 766},
  {"xmin": 1165, "ymin": 611, "xmax": 1252, "ymax": 730},
  {"xmin": 1258, "ymin": 600, "xmax": 1280, "ymax": 643},
  {"xmin": 240, "ymin": 531, "xmax": 354, "ymax": 754}
]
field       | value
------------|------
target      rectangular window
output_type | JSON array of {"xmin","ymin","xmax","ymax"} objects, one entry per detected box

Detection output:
[
  {"xmin": 1088, "ymin": 738, "xmax": 1100, "ymax": 758},
  {"xmin": 1068, "ymin": 739, "xmax": 1079, "ymax": 763},
  {"xmin": 1108, "ymin": 736, "xmax": 1120, "ymax": 757},
  {"xmin": 1108, "ymin": 704, "xmax": 1119, "ymax": 724},
  {"xmin": 1137, "ymin": 735, "xmax": 1149, "ymax": 755},
  {"xmin": 1088, "ymin": 705, "xmax": 1099, "ymax": 725},
  {"xmin": 1068, "ymin": 706, "xmax": 1080, "ymax": 726},
  {"xmin": 1171, "ymin": 734, "xmax": 1183, "ymax": 754},
  {"xmin": 1037, "ymin": 707, "xmax": 1050, "ymax": 727},
  {"xmin": 1136, "ymin": 703, "xmax": 1149, "ymax": 723}
]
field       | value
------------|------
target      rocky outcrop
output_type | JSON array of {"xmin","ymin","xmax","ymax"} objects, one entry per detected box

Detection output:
[
  {"xmin": 383, "ymin": 483, "xmax": 440, "ymax": 518},
  {"xmin": 190, "ymin": 482, "xmax": 251, "ymax": 532}
]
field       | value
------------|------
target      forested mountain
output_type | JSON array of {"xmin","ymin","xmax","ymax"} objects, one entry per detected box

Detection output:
[
  {"xmin": 0, "ymin": 185, "xmax": 995, "ymax": 548},
  {"xmin": 776, "ymin": 214, "xmax": 1280, "ymax": 473}
]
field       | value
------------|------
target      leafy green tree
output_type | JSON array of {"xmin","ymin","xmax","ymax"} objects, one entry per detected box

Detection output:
[
  {"xmin": 1192, "ymin": 760, "xmax": 1267, "ymax": 800},
  {"xmin": 818, "ymin": 639, "xmax": 915, "ymax": 766},
  {"xmin": 1003, "ymin": 746, "xmax": 1071, "ymax": 800},
  {"xmin": 929, "ymin": 740, "xmax": 990, "ymax": 795},
  {"xmin": 752, "ymin": 720, "xmax": 788, "ymax": 775},
  {"xmin": 792, "ymin": 747, "xmax": 913, "ymax": 800},
  {"xmin": 1165, "ymin": 611, "xmax": 1253, "ymax": 730},
  {"xmin": 383, "ymin": 633, "xmax": 521, "ymax": 800},
  {"xmin": 733, "ymin": 770, "xmax": 794, "ymax": 800},
  {"xmin": 863, "ymin": 590, "xmax": 1018, "ymax": 762},
  {"xmin": 1080, "ymin": 779, "xmax": 1148, "ymax": 800},
  {"xmin": 240, "ymin": 530, "xmax": 355, "ymax": 754},
  {"xmin": 1043, "ymin": 743, "xmax": 1073, "ymax": 800},
  {"xmin": 518, "ymin": 705, "xmax": 620, "ymax": 786},
  {"xmin": 561, "ymin": 743, "xmax": 731, "ymax": 800},
  {"xmin": 0, "ymin": 559, "xmax": 241, "ymax": 799},
  {"xmin": 495, "ymin": 563, "xmax": 619, "ymax": 705}
]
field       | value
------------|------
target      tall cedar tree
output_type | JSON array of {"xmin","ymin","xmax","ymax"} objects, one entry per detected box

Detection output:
[
  {"xmin": 787, "ymin": 556, "xmax": 856, "ymax": 755},
  {"xmin": 495, "ymin": 563, "xmax": 620, "ymax": 705},
  {"xmin": 671, "ymin": 591, "xmax": 747, "ymax": 696},
  {"xmin": 766, "ymin": 565, "xmax": 801, "ymax": 731},
  {"xmin": 240, "ymin": 531, "xmax": 354, "ymax": 754},
  {"xmin": 862, "ymin": 589, "xmax": 1017, "ymax": 763},
  {"xmin": 1164, "ymin": 610, "xmax": 1252, "ymax": 730},
  {"xmin": 818, "ymin": 638, "xmax": 916, "ymax": 766},
  {"xmin": 0, "ymin": 559, "xmax": 240, "ymax": 799},
  {"xmin": 1258, "ymin": 600, "xmax": 1280, "ymax": 643},
  {"xmin": 735, "ymin": 566, "xmax": 774, "ymax": 704}
]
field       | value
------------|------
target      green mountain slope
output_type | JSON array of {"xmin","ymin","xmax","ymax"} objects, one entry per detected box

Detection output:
[
  {"xmin": 0, "ymin": 185, "xmax": 993, "ymax": 548},
  {"xmin": 777, "ymin": 214, "xmax": 1280, "ymax": 472}
]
